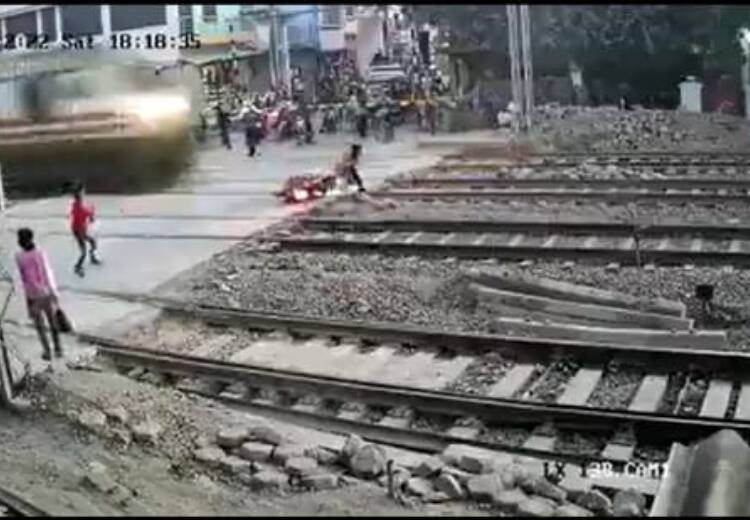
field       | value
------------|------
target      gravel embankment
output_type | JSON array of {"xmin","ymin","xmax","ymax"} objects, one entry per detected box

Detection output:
[
  {"xmin": 520, "ymin": 358, "xmax": 580, "ymax": 403},
  {"xmin": 319, "ymin": 199, "xmax": 750, "ymax": 225},
  {"xmin": 554, "ymin": 432, "xmax": 604, "ymax": 457},
  {"xmin": 169, "ymin": 252, "xmax": 500, "ymax": 334},
  {"xmin": 656, "ymin": 373, "xmax": 687, "ymax": 415},
  {"xmin": 163, "ymin": 248, "xmax": 750, "ymax": 353},
  {"xmin": 530, "ymin": 106, "xmax": 750, "ymax": 153},
  {"xmin": 443, "ymin": 352, "xmax": 513, "ymax": 396},
  {"xmin": 477, "ymin": 427, "xmax": 529, "ymax": 448},
  {"xmin": 587, "ymin": 363, "xmax": 643, "ymax": 409},
  {"xmin": 675, "ymin": 372, "xmax": 710, "ymax": 416}
]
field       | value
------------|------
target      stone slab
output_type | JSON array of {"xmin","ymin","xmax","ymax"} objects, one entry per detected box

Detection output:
[
  {"xmin": 557, "ymin": 367, "xmax": 603, "ymax": 406},
  {"xmin": 487, "ymin": 363, "xmax": 537, "ymax": 399},
  {"xmin": 475, "ymin": 284, "xmax": 691, "ymax": 330},
  {"xmin": 628, "ymin": 375, "xmax": 668, "ymax": 413},
  {"xmin": 699, "ymin": 379, "xmax": 733, "ymax": 419},
  {"xmin": 466, "ymin": 268, "xmax": 686, "ymax": 317},
  {"xmin": 494, "ymin": 317, "xmax": 725, "ymax": 350}
]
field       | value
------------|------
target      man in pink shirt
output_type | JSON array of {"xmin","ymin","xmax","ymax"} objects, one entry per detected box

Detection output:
[{"xmin": 15, "ymin": 227, "xmax": 62, "ymax": 360}]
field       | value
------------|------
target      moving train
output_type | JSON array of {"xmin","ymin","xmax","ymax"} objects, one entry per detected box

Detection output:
[{"xmin": 0, "ymin": 49, "xmax": 204, "ymax": 195}]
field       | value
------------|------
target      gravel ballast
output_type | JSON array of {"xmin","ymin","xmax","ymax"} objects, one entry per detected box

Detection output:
[{"xmin": 165, "ymin": 248, "xmax": 750, "ymax": 351}]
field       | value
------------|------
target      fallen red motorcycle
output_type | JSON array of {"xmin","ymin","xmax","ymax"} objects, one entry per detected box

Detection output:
[{"xmin": 274, "ymin": 173, "xmax": 338, "ymax": 204}]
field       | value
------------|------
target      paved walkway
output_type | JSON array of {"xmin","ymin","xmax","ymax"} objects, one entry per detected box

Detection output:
[{"xmin": 0, "ymin": 129, "xmax": 465, "ymax": 373}]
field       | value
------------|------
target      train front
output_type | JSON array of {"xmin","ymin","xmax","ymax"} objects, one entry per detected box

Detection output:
[{"xmin": 0, "ymin": 53, "xmax": 202, "ymax": 195}]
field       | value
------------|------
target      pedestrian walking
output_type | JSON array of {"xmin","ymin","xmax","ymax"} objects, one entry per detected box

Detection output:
[
  {"xmin": 215, "ymin": 104, "xmax": 232, "ymax": 149},
  {"xmin": 425, "ymin": 97, "xmax": 437, "ymax": 135},
  {"xmin": 15, "ymin": 228, "xmax": 62, "ymax": 360},
  {"xmin": 355, "ymin": 101, "xmax": 368, "ymax": 139},
  {"xmin": 240, "ymin": 102, "xmax": 262, "ymax": 157},
  {"xmin": 335, "ymin": 144, "xmax": 366, "ymax": 193},
  {"xmin": 70, "ymin": 184, "xmax": 100, "ymax": 278}
]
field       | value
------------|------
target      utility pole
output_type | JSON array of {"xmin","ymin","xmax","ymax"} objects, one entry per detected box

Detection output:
[
  {"xmin": 278, "ymin": 12, "xmax": 291, "ymax": 92},
  {"xmin": 519, "ymin": 4, "xmax": 534, "ymax": 131},
  {"xmin": 506, "ymin": 4, "xmax": 523, "ymax": 134},
  {"xmin": 268, "ymin": 5, "xmax": 278, "ymax": 87},
  {"xmin": 739, "ymin": 28, "xmax": 750, "ymax": 120}
]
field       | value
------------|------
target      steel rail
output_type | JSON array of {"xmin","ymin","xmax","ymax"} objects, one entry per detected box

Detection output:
[
  {"xmin": 64, "ymin": 287, "xmax": 750, "ymax": 373},
  {"xmin": 436, "ymin": 162, "xmax": 750, "ymax": 171},
  {"xmin": 396, "ymin": 177, "xmax": 750, "ymax": 190},
  {"xmin": 299, "ymin": 217, "xmax": 750, "ymax": 240},
  {"xmin": 86, "ymin": 335, "xmax": 750, "ymax": 446},
  {"xmin": 277, "ymin": 235, "xmax": 750, "ymax": 267},
  {"xmin": 0, "ymin": 485, "xmax": 51, "ymax": 517},
  {"xmin": 185, "ymin": 385, "xmax": 607, "ymax": 466},
  {"xmin": 526, "ymin": 151, "xmax": 750, "ymax": 157},
  {"xmin": 370, "ymin": 188, "xmax": 750, "ymax": 203}
]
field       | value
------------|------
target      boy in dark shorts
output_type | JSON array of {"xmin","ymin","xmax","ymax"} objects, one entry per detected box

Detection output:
[{"xmin": 69, "ymin": 185, "xmax": 101, "ymax": 277}]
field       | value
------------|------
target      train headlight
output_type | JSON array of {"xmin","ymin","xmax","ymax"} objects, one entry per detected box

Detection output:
[{"xmin": 130, "ymin": 95, "xmax": 190, "ymax": 127}]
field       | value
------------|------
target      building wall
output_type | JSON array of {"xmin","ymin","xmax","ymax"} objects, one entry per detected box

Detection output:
[
  {"xmin": 281, "ymin": 5, "xmax": 320, "ymax": 50},
  {"xmin": 0, "ymin": 4, "xmax": 180, "ymax": 63},
  {"xmin": 320, "ymin": 26, "xmax": 345, "ymax": 52},
  {"xmin": 355, "ymin": 12, "xmax": 384, "ymax": 75},
  {"xmin": 245, "ymin": 53, "xmax": 273, "ymax": 93},
  {"xmin": 190, "ymin": 4, "xmax": 255, "ymax": 48},
  {"xmin": 319, "ymin": 5, "xmax": 345, "ymax": 53}
]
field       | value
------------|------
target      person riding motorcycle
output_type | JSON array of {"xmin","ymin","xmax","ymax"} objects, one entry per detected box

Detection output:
[{"xmin": 320, "ymin": 105, "xmax": 337, "ymax": 134}]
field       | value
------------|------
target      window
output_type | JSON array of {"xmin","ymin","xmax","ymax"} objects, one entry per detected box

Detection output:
[
  {"xmin": 110, "ymin": 5, "xmax": 166, "ymax": 32},
  {"xmin": 179, "ymin": 5, "xmax": 194, "ymax": 34},
  {"xmin": 61, "ymin": 5, "xmax": 103, "ymax": 37},
  {"xmin": 202, "ymin": 5, "xmax": 217, "ymax": 22},
  {"xmin": 286, "ymin": 25, "xmax": 302, "ymax": 46},
  {"xmin": 41, "ymin": 8, "xmax": 57, "ymax": 41},
  {"xmin": 6, "ymin": 12, "xmax": 36, "ymax": 39},
  {"xmin": 321, "ymin": 6, "xmax": 342, "ymax": 27}
]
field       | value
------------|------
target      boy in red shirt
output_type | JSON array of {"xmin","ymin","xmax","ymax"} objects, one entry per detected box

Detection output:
[{"xmin": 70, "ymin": 185, "xmax": 101, "ymax": 277}]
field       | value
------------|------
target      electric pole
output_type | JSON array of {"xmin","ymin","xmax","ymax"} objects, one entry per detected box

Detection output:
[
  {"xmin": 519, "ymin": 4, "xmax": 533, "ymax": 131},
  {"xmin": 268, "ymin": 5, "xmax": 278, "ymax": 87},
  {"xmin": 506, "ymin": 4, "xmax": 523, "ymax": 134}
]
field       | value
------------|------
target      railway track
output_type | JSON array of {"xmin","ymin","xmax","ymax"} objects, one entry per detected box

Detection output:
[
  {"xmin": 395, "ymin": 176, "xmax": 750, "ymax": 191},
  {"xmin": 0, "ymin": 486, "xmax": 50, "ymax": 517},
  {"xmin": 62, "ymin": 292, "xmax": 750, "ymax": 472},
  {"xmin": 441, "ymin": 152, "xmax": 750, "ymax": 169},
  {"xmin": 88, "ymin": 329, "xmax": 750, "ymax": 475},
  {"xmin": 276, "ymin": 222, "xmax": 750, "ymax": 267},
  {"xmin": 375, "ymin": 176, "xmax": 750, "ymax": 203},
  {"xmin": 299, "ymin": 217, "xmax": 750, "ymax": 240}
]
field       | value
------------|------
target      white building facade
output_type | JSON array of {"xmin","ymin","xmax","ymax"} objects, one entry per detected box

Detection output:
[{"xmin": 0, "ymin": 4, "xmax": 181, "ymax": 63}]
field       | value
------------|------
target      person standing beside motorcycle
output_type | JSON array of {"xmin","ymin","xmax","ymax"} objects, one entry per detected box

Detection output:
[{"xmin": 335, "ymin": 144, "xmax": 366, "ymax": 193}]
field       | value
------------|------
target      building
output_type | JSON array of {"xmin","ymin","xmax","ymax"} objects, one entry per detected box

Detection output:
[
  {"xmin": 0, "ymin": 4, "xmax": 181, "ymax": 63},
  {"xmin": 177, "ymin": 5, "xmax": 264, "ymax": 94},
  {"xmin": 0, "ymin": 4, "xmax": 396, "ymax": 99}
]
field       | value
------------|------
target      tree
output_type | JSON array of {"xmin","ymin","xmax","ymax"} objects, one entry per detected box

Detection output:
[{"xmin": 416, "ymin": 5, "xmax": 750, "ymax": 105}]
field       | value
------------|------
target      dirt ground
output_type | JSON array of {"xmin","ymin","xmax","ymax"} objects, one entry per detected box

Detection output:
[{"xmin": 0, "ymin": 362, "xmax": 490, "ymax": 517}]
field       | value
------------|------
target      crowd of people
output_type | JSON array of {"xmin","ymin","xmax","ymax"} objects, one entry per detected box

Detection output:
[{"xmin": 199, "ymin": 49, "xmax": 451, "ymax": 155}]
